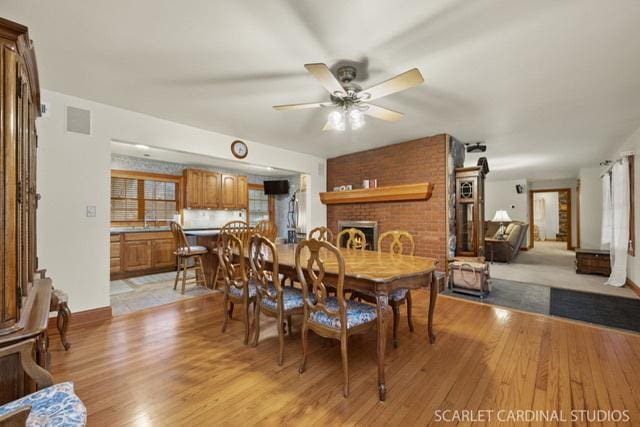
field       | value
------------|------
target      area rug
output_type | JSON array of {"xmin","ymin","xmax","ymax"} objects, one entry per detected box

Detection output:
[
  {"xmin": 550, "ymin": 288, "xmax": 640, "ymax": 332},
  {"xmin": 442, "ymin": 278, "xmax": 550, "ymax": 315}
]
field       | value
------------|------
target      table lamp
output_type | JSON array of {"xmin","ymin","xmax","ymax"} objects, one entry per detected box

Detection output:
[{"xmin": 492, "ymin": 210, "xmax": 512, "ymax": 239}]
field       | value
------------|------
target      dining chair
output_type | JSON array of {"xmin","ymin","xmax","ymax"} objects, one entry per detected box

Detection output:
[
  {"xmin": 214, "ymin": 220, "xmax": 252, "ymax": 288},
  {"xmin": 296, "ymin": 239, "xmax": 377, "ymax": 397},
  {"xmin": 377, "ymin": 230, "xmax": 416, "ymax": 347},
  {"xmin": 170, "ymin": 222, "xmax": 208, "ymax": 294},
  {"xmin": 254, "ymin": 220, "xmax": 278, "ymax": 242},
  {"xmin": 308, "ymin": 226, "xmax": 334, "ymax": 242},
  {"xmin": 218, "ymin": 232, "xmax": 256, "ymax": 345},
  {"xmin": 336, "ymin": 228, "xmax": 367, "ymax": 250},
  {"xmin": 249, "ymin": 234, "xmax": 304, "ymax": 365}
]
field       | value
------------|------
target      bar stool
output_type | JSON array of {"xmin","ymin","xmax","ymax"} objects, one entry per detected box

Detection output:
[{"xmin": 170, "ymin": 222, "xmax": 208, "ymax": 294}]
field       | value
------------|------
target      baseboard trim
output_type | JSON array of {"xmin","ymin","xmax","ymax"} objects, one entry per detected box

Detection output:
[
  {"xmin": 47, "ymin": 306, "xmax": 112, "ymax": 335},
  {"xmin": 627, "ymin": 278, "xmax": 640, "ymax": 298}
]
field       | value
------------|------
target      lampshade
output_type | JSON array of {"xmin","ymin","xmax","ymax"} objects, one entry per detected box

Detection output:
[{"xmin": 492, "ymin": 210, "xmax": 511, "ymax": 222}]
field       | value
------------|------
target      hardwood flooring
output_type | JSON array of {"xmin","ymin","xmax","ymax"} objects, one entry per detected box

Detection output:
[{"xmin": 47, "ymin": 291, "xmax": 640, "ymax": 426}]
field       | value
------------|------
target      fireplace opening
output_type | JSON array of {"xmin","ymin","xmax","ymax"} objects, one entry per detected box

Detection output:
[{"xmin": 338, "ymin": 221, "xmax": 378, "ymax": 250}]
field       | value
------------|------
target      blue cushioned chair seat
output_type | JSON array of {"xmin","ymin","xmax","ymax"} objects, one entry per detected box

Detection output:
[
  {"xmin": 390, "ymin": 287, "xmax": 410, "ymax": 301},
  {"xmin": 260, "ymin": 285, "xmax": 305, "ymax": 311},
  {"xmin": 0, "ymin": 382, "xmax": 86, "ymax": 426},
  {"xmin": 309, "ymin": 297, "xmax": 377, "ymax": 329},
  {"xmin": 228, "ymin": 281, "xmax": 257, "ymax": 298}
]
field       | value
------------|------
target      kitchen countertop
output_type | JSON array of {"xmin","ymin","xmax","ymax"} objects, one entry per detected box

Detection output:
[
  {"xmin": 183, "ymin": 230, "xmax": 220, "ymax": 237},
  {"xmin": 110, "ymin": 226, "xmax": 222, "ymax": 235}
]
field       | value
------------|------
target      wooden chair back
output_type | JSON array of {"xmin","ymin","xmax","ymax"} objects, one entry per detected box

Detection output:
[
  {"xmin": 221, "ymin": 220, "xmax": 252, "ymax": 248},
  {"xmin": 249, "ymin": 234, "xmax": 282, "ymax": 305},
  {"xmin": 253, "ymin": 220, "xmax": 278, "ymax": 242},
  {"xmin": 336, "ymin": 228, "xmax": 367, "ymax": 250},
  {"xmin": 378, "ymin": 230, "xmax": 415, "ymax": 256},
  {"xmin": 170, "ymin": 221, "xmax": 189, "ymax": 254},
  {"xmin": 308, "ymin": 226, "xmax": 334, "ymax": 242},
  {"xmin": 217, "ymin": 232, "xmax": 249, "ymax": 298},
  {"xmin": 295, "ymin": 239, "xmax": 348, "ymax": 331}
]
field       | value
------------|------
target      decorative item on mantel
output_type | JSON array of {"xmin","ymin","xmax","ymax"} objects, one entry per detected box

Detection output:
[{"xmin": 320, "ymin": 182, "xmax": 433, "ymax": 205}]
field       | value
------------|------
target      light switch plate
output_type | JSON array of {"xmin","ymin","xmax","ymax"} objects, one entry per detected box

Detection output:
[{"xmin": 86, "ymin": 205, "xmax": 96, "ymax": 217}]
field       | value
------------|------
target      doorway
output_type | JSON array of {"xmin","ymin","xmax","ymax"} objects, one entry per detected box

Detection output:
[{"xmin": 528, "ymin": 188, "xmax": 572, "ymax": 250}]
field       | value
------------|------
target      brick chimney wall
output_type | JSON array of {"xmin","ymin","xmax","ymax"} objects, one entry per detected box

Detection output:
[{"xmin": 326, "ymin": 135, "xmax": 448, "ymax": 267}]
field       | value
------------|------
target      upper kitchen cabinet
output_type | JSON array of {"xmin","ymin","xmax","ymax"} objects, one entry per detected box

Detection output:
[
  {"xmin": 220, "ymin": 174, "xmax": 237, "ymax": 209},
  {"xmin": 184, "ymin": 169, "xmax": 204, "ymax": 208},
  {"xmin": 236, "ymin": 176, "xmax": 248, "ymax": 209},
  {"xmin": 202, "ymin": 171, "xmax": 220, "ymax": 209},
  {"xmin": 183, "ymin": 168, "xmax": 247, "ymax": 210}
]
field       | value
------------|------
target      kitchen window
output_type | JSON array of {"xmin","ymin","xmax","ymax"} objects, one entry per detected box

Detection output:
[
  {"xmin": 248, "ymin": 184, "xmax": 274, "ymax": 226},
  {"xmin": 111, "ymin": 170, "xmax": 181, "ymax": 225}
]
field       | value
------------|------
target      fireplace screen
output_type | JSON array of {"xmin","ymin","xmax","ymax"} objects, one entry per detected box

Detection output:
[{"xmin": 338, "ymin": 221, "xmax": 379, "ymax": 250}]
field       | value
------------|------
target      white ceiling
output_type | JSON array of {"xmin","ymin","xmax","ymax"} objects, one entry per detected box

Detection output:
[
  {"xmin": 110, "ymin": 141, "xmax": 294, "ymax": 177},
  {"xmin": 4, "ymin": 0, "xmax": 640, "ymax": 180}
]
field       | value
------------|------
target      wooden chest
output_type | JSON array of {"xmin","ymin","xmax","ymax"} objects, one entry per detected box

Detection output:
[{"xmin": 575, "ymin": 249, "xmax": 611, "ymax": 276}]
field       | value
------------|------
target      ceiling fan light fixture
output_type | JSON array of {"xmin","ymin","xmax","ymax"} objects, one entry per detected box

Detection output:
[
  {"xmin": 349, "ymin": 108, "xmax": 365, "ymax": 130},
  {"xmin": 328, "ymin": 110, "xmax": 345, "ymax": 131}
]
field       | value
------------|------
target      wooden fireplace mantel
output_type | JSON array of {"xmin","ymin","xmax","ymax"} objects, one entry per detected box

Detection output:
[{"xmin": 319, "ymin": 183, "xmax": 433, "ymax": 205}]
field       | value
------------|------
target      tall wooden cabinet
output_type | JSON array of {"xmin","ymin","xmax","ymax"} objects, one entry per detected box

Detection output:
[
  {"xmin": 455, "ymin": 166, "xmax": 486, "ymax": 257},
  {"xmin": 0, "ymin": 17, "xmax": 52, "ymax": 405},
  {"xmin": 0, "ymin": 17, "xmax": 41, "ymax": 334}
]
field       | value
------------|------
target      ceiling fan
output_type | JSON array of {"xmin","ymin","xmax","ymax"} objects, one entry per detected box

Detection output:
[{"xmin": 273, "ymin": 63, "xmax": 424, "ymax": 131}]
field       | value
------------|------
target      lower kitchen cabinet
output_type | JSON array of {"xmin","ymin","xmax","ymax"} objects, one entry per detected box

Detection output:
[
  {"xmin": 111, "ymin": 231, "xmax": 177, "ymax": 279},
  {"xmin": 123, "ymin": 241, "xmax": 153, "ymax": 272}
]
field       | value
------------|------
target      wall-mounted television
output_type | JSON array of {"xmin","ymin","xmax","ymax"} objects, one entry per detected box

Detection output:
[{"xmin": 264, "ymin": 180, "xmax": 289, "ymax": 195}]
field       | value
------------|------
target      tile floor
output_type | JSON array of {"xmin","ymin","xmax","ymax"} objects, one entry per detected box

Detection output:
[{"xmin": 110, "ymin": 271, "xmax": 216, "ymax": 316}]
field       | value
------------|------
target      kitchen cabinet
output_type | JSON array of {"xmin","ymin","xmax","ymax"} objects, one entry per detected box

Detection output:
[
  {"xmin": 123, "ymin": 241, "xmax": 153, "ymax": 271},
  {"xmin": 152, "ymin": 239, "xmax": 177, "ymax": 268},
  {"xmin": 110, "ymin": 234, "xmax": 122, "ymax": 273},
  {"xmin": 202, "ymin": 171, "xmax": 220, "ymax": 208},
  {"xmin": 220, "ymin": 174, "xmax": 237, "ymax": 208},
  {"xmin": 111, "ymin": 231, "xmax": 177, "ymax": 278},
  {"xmin": 184, "ymin": 169, "xmax": 204, "ymax": 208},
  {"xmin": 183, "ymin": 168, "xmax": 248, "ymax": 210},
  {"xmin": 236, "ymin": 176, "xmax": 248, "ymax": 209}
]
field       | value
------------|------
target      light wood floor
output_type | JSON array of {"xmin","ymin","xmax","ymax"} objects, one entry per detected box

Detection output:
[{"xmin": 48, "ymin": 291, "xmax": 640, "ymax": 426}]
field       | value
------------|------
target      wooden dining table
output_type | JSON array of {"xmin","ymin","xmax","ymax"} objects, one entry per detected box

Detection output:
[{"xmin": 246, "ymin": 243, "xmax": 439, "ymax": 401}]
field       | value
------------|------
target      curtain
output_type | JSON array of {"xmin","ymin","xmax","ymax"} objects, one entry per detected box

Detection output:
[
  {"xmin": 601, "ymin": 174, "xmax": 612, "ymax": 247},
  {"xmin": 605, "ymin": 159, "xmax": 629, "ymax": 287}
]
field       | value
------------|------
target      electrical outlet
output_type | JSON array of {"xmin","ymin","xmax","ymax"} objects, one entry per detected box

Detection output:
[{"xmin": 86, "ymin": 205, "xmax": 96, "ymax": 217}]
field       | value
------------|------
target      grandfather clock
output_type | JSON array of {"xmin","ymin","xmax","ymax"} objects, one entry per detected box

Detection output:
[{"xmin": 455, "ymin": 166, "xmax": 486, "ymax": 257}]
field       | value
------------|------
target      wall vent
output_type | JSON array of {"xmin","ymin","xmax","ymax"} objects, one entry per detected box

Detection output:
[{"xmin": 66, "ymin": 106, "xmax": 91, "ymax": 135}]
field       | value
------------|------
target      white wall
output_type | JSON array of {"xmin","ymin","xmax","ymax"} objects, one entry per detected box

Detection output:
[
  {"xmin": 484, "ymin": 178, "xmax": 530, "ymax": 246},
  {"xmin": 37, "ymin": 89, "xmax": 326, "ymax": 312},
  {"xmin": 485, "ymin": 179, "xmax": 529, "ymax": 221},
  {"xmin": 533, "ymin": 192, "xmax": 559, "ymax": 240},
  {"xmin": 578, "ymin": 166, "xmax": 603, "ymax": 249},
  {"xmin": 529, "ymin": 179, "xmax": 578, "ymax": 248}
]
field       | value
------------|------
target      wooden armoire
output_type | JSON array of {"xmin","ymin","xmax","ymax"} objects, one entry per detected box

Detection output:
[{"xmin": 0, "ymin": 17, "xmax": 52, "ymax": 404}]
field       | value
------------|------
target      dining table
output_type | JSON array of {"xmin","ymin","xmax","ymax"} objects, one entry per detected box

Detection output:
[{"xmin": 245, "ymin": 243, "xmax": 439, "ymax": 401}]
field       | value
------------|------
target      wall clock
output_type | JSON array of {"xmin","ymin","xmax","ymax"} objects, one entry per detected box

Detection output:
[{"xmin": 231, "ymin": 140, "xmax": 248, "ymax": 159}]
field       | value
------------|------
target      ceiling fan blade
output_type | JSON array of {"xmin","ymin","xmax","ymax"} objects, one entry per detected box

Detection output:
[
  {"xmin": 360, "ymin": 68, "xmax": 424, "ymax": 101},
  {"xmin": 304, "ymin": 63, "xmax": 345, "ymax": 96},
  {"xmin": 364, "ymin": 104, "xmax": 404, "ymax": 121},
  {"xmin": 273, "ymin": 101, "xmax": 331, "ymax": 111},
  {"xmin": 322, "ymin": 120, "xmax": 334, "ymax": 131}
]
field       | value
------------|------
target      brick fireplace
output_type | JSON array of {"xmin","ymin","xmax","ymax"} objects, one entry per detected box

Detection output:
[{"xmin": 326, "ymin": 135, "xmax": 448, "ymax": 267}]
